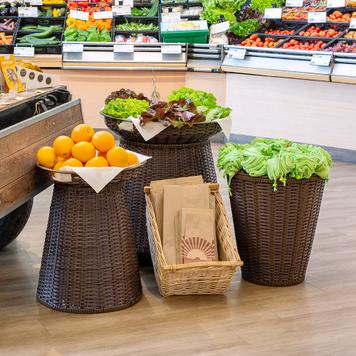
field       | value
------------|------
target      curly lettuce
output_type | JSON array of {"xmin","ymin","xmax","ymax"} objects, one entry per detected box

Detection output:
[
  {"xmin": 218, "ymin": 138, "xmax": 332, "ymax": 191},
  {"xmin": 102, "ymin": 97, "xmax": 149, "ymax": 119}
]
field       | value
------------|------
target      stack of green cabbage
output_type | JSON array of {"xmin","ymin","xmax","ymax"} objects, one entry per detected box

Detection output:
[{"xmin": 218, "ymin": 138, "xmax": 332, "ymax": 191}]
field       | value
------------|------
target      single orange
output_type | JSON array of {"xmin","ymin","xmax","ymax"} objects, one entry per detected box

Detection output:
[
  {"xmin": 53, "ymin": 135, "xmax": 74, "ymax": 159},
  {"xmin": 37, "ymin": 146, "xmax": 56, "ymax": 168},
  {"xmin": 107, "ymin": 147, "xmax": 128, "ymax": 167},
  {"xmin": 127, "ymin": 152, "xmax": 139, "ymax": 166},
  {"xmin": 62, "ymin": 158, "xmax": 83, "ymax": 167},
  {"xmin": 72, "ymin": 142, "xmax": 96, "ymax": 163},
  {"xmin": 53, "ymin": 160, "xmax": 67, "ymax": 171},
  {"xmin": 71, "ymin": 124, "xmax": 95, "ymax": 143},
  {"xmin": 85, "ymin": 156, "xmax": 109, "ymax": 167},
  {"xmin": 92, "ymin": 131, "xmax": 116, "ymax": 153}
]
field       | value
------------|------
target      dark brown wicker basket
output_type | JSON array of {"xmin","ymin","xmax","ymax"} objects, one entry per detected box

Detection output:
[
  {"xmin": 120, "ymin": 139, "xmax": 217, "ymax": 264},
  {"xmin": 37, "ymin": 170, "xmax": 142, "ymax": 313},
  {"xmin": 104, "ymin": 115, "xmax": 222, "ymax": 144},
  {"xmin": 229, "ymin": 172, "xmax": 325, "ymax": 287}
]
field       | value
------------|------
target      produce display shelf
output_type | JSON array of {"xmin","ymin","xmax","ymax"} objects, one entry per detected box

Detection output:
[{"xmin": 160, "ymin": 1, "xmax": 202, "ymax": 6}]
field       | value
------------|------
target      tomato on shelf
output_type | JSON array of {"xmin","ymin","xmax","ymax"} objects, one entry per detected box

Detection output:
[
  {"xmin": 299, "ymin": 26, "xmax": 341, "ymax": 38},
  {"xmin": 281, "ymin": 39, "xmax": 326, "ymax": 50},
  {"xmin": 264, "ymin": 28, "xmax": 295, "ymax": 35},
  {"xmin": 240, "ymin": 34, "xmax": 284, "ymax": 48},
  {"xmin": 327, "ymin": 10, "xmax": 356, "ymax": 22}
]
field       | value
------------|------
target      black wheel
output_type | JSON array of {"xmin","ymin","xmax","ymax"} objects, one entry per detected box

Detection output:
[{"xmin": 0, "ymin": 200, "xmax": 33, "ymax": 250}]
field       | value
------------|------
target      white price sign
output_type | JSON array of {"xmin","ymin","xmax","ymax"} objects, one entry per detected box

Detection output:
[
  {"xmin": 350, "ymin": 18, "xmax": 356, "ymax": 29},
  {"xmin": 18, "ymin": 7, "xmax": 38, "ymax": 17},
  {"xmin": 228, "ymin": 48, "xmax": 247, "ymax": 60},
  {"xmin": 285, "ymin": 0, "xmax": 303, "ymax": 7},
  {"xmin": 112, "ymin": 5, "xmax": 131, "ymax": 15},
  {"xmin": 114, "ymin": 44, "xmax": 134, "ymax": 53},
  {"xmin": 123, "ymin": 0, "xmax": 133, "ymax": 6},
  {"xmin": 210, "ymin": 21, "xmax": 230, "ymax": 35},
  {"xmin": 327, "ymin": 0, "xmax": 345, "ymax": 7},
  {"xmin": 28, "ymin": 0, "xmax": 43, "ymax": 5},
  {"xmin": 62, "ymin": 43, "xmax": 84, "ymax": 53},
  {"xmin": 161, "ymin": 45, "xmax": 182, "ymax": 54},
  {"xmin": 264, "ymin": 8, "xmax": 282, "ymax": 19},
  {"xmin": 308, "ymin": 12, "xmax": 327, "ymax": 23},
  {"xmin": 14, "ymin": 46, "xmax": 35, "ymax": 57},
  {"xmin": 161, "ymin": 12, "xmax": 181, "ymax": 22},
  {"xmin": 311, "ymin": 53, "xmax": 332, "ymax": 66},
  {"xmin": 93, "ymin": 11, "xmax": 113, "ymax": 20},
  {"xmin": 70, "ymin": 10, "xmax": 89, "ymax": 21}
]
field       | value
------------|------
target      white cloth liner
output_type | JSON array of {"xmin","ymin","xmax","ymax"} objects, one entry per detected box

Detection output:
[
  {"xmin": 54, "ymin": 151, "xmax": 151, "ymax": 193},
  {"xmin": 131, "ymin": 116, "xmax": 232, "ymax": 142}
]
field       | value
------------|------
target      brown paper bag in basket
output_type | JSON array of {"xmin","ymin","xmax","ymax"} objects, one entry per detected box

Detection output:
[
  {"xmin": 150, "ymin": 176, "xmax": 203, "ymax": 240},
  {"xmin": 163, "ymin": 184, "xmax": 210, "ymax": 264},
  {"xmin": 179, "ymin": 208, "xmax": 217, "ymax": 264}
]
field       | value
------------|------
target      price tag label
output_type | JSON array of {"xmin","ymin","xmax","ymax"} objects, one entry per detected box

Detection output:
[
  {"xmin": 228, "ymin": 48, "xmax": 247, "ymax": 60},
  {"xmin": 112, "ymin": 5, "xmax": 131, "ymax": 15},
  {"xmin": 93, "ymin": 11, "xmax": 113, "ymax": 20},
  {"xmin": 161, "ymin": 12, "xmax": 181, "ymax": 22},
  {"xmin": 264, "ymin": 8, "xmax": 282, "ymax": 19},
  {"xmin": 210, "ymin": 21, "xmax": 230, "ymax": 35},
  {"xmin": 14, "ymin": 46, "xmax": 35, "ymax": 57},
  {"xmin": 311, "ymin": 53, "xmax": 332, "ymax": 66},
  {"xmin": 161, "ymin": 45, "xmax": 182, "ymax": 54},
  {"xmin": 327, "ymin": 0, "xmax": 345, "ymax": 7},
  {"xmin": 350, "ymin": 18, "xmax": 356, "ymax": 29},
  {"xmin": 114, "ymin": 44, "xmax": 134, "ymax": 53},
  {"xmin": 308, "ymin": 12, "xmax": 327, "ymax": 23},
  {"xmin": 28, "ymin": 0, "xmax": 43, "ymax": 5},
  {"xmin": 123, "ymin": 0, "xmax": 133, "ymax": 6},
  {"xmin": 18, "ymin": 7, "xmax": 38, "ymax": 17},
  {"xmin": 285, "ymin": 0, "xmax": 303, "ymax": 7},
  {"xmin": 63, "ymin": 43, "xmax": 84, "ymax": 53},
  {"xmin": 70, "ymin": 10, "xmax": 89, "ymax": 21}
]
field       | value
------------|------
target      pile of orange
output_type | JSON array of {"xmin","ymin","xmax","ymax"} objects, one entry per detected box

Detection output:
[{"xmin": 36, "ymin": 124, "xmax": 139, "ymax": 170}]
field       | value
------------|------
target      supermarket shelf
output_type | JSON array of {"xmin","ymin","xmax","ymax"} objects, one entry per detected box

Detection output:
[
  {"xmin": 62, "ymin": 42, "xmax": 187, "ymax": 70},
  {"xmin": 331, "ymin": 53, "xmax": 356, "ymax": 83},
  {"xmin": 221, "ymin": 45, "xmax": 333, "ymax": 81}
]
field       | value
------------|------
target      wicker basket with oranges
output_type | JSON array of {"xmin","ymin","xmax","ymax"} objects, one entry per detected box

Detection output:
[{"xmin": 36, "ymin": 124, "xmax": 139, "ymax": 170}]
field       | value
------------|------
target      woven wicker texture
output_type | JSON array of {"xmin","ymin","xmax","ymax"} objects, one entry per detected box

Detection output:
[
  {"xmin": 120, "ymin": 139, "xmax": 217, "ymax": 261},
  {"xmin": 145, "ymin": 183, "xmax": 243, "ymax": 296},
  {"xmin": 37, "ymin": 171, "xmax": 142, "ymax": 313},
  {"xmin": 229, "ymin": 172, "xmax": 325, "ymax": 287},
  {"xmin": 104, "ymin": 115, "xmax": 222, "ymax": 144}
]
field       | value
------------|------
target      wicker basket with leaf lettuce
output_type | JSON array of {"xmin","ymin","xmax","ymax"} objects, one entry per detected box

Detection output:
[
  {"xmin": 167, "ymin": 87, "xmax": 232, "ymax": 122},
  {"xmin": 218, "ymin": 138, "xmax": 332, "ymax": 191}
]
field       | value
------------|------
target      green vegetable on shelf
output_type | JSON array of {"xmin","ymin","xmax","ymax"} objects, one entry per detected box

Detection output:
[
  {"xmin": 201, "ymin": 0, "xmax": 245, "ymax": 25},
  {"xmin": 131, "ymin": 7, "xmax": 151, "ymax": 16},
  {"xmin": 217, "ymin": 138, "xmax": 332, "ymax": 191},
  {"xmin": 229, "ymin": 19, "xmax": 260, "ymax": 38},
  {"xmin": 102, "ymin": 97, "xmax": 150, "ymax": 119},
  {"xmin": 64, "ymin": 26, "xmax": 111, "ymax": 42},
  {"xmin": 250, "ymin": 0, "xmax": 285, "ymax": 13},
  {"xmin": 115, "ymin": 20, "xmax": 159, "ymax": 31}
]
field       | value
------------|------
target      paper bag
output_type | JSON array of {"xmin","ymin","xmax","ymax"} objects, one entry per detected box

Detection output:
[
  {"xmin": 150, "ymin": 176, "xmax": 203, "ymax": 239},
  {"xmin": 163, "ymin": 184, "xmax": 210, "ymax": 264},
  {"xmin": 179, "ymin": 208, "xmax": 217, "ymax": 264}
]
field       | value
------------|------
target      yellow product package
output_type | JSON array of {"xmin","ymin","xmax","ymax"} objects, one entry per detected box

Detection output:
[{"xmin": 0, "ymin": 57, "xmax": 24, "ymax": 93}]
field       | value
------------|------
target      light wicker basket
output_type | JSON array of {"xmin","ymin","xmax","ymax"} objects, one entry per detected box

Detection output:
[{"xmin": 144, "ymin": 183, "xmax": 243, "ymax": 297}]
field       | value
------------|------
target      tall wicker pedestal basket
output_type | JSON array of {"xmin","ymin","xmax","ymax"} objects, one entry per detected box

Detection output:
[
  {"xmin": 229, "ymin": 172, "xmax": 325, "ymax": 287},
  {"xmin": 37, "ymin": 170, "xmax": 142, "ymax": 313},
  {"xmin": 120, "ymin": 139, "xmax": 218, "ymax": 265}
]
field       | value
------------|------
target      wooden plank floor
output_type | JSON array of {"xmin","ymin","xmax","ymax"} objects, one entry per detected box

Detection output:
[{"xmin": 1, "ymin": 148, "xmax": 356, "ymax": 356}]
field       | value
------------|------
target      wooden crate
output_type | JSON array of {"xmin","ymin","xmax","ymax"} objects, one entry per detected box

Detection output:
[{"xmin": 0, "ymin": 99, "xmax": 83, "ymax": 219}]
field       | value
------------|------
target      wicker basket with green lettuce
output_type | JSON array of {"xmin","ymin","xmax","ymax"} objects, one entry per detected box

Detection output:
[
  {"xmin": 102, "ymin": 87, "xmax": 232, "ymax": 144},
  {"xmin": 219, "ymin": 137, "xmax": 330, "ymax": 287}
]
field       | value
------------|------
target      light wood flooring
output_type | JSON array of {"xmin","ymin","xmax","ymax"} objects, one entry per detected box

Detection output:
[{"xmin": 1, "ymin": 150, "xmax": 356, "ymax": 356}]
